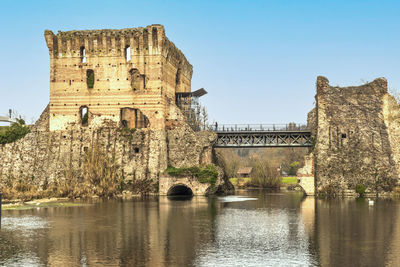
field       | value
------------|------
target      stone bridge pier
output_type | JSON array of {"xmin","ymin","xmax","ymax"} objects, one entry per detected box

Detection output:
[{"xmin": 159, "ymin": 175, "xmax": 211, "ymax": 196}]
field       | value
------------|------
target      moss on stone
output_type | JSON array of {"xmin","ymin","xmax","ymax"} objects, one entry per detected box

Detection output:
[{"xmin": 165, "ymin": 164, "xmax": 218, "ymax": 188}]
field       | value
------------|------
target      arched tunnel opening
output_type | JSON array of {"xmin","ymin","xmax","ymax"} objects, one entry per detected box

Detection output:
[{"xmin": 167, "ymin": 185, "xmax": 194, "ymax": 197}]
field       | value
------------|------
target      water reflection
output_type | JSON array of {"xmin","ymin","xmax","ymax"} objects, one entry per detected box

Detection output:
[{"xmin": 0, "ymin": 191, "xmax": 399, "ymax": 266}]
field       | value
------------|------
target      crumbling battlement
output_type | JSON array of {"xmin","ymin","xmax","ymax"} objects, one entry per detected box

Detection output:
[
  {"xmin": 44, "ymin": 25, "xmax": 192, "ymax": 79},
  {"xmin": 311, "ymin": 76, "xmax": 400, "ymax": 195},
  {"xmin": 44, "ymin": 25, "xmax": 193, "ymax": 131}
]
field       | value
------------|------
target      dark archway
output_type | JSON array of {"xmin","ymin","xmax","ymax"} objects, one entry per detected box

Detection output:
[{"xmin": 167, "ymin": 184, "xmax": 193, "ymax": 196}]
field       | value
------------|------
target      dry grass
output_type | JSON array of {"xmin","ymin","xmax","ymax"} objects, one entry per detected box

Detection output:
[{"xmin": 0, "ymin": 142, "xmax": 126, "ymax": 201}]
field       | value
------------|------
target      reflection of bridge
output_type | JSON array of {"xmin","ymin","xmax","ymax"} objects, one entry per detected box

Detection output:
[{"xmin": 213, "ymin": 124, "xmax": 312, "ymax": 148}]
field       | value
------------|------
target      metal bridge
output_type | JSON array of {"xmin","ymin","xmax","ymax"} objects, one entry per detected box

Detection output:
[{"xmin": 212, "ymin": 124, "xmax": 312, "ymax": 148}]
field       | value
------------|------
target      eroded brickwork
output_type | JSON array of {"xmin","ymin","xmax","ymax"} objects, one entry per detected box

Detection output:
[{"xmin": 44, "ymin": 25, "xmax": 192, "ymax": 131}]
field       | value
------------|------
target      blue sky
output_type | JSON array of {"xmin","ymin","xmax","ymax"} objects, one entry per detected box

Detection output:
[{"xmin": 0, "ymin": 0, "xmax": 399, "ymax": 124}]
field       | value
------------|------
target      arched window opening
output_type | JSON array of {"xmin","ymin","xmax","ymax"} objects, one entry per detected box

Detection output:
[
  {"xmin": 86, "ymin": 69, "xmax": 94, "ymax": 89},
  {"xmin": 129, "ymin": 68, "xmax": 145, "ymax": 91},
  {"xmin": 125, "ymin": 46, "xmax": 131, "ymax": 62},
  {"xmin": 80, "ymin": 106, "xmax": 89, "ymax": 126},
  {"xmin": 167, "ymin": 185, "xmax": 193, "ymax": 196},
  {"xmin": 80, "ymin": 46, "xmax": 87, "ymax": 63},
  {"xmin": 120, "ymin": 107, "xmax": 149, "ymax": 129}
]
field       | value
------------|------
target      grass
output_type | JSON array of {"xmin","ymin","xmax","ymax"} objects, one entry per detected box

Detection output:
[
  {"xmin": 229, "ymin": 177, "xmax": 251, "ymax": 187},
  {"xmin": 281, "ymin": 176, "xmax": 298, "ymax": 185},
  {"xmin": 229, "ymin": 176, "xmax": 298, "ymax": 188}
]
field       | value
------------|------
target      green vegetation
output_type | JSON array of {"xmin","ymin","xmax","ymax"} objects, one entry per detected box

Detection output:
[
  {"xmin": 355, "ymin": 184, "xmax": 366, "ymax": 197},
  {"xmin": 288, "ymin": 161, "xmax": 300, "ymax": 176},
  {"xmin": 165, "ymin": 165, "xmax": 218, "ymax": 188},
  {"xmin": 281, "ymin": 176, "xmax": 298, "ymax": 185},
  {"xmin": 82, "ymin": 112, "xmax": 88, "ymax": 125},
  {"xmin": 230, "ymin": 176, "xmax": 298, "ymax": 188},
  {"xmin": 0, "ymin": 119, "xmax": 30, "ymax": 144},
  {"xmin": 251, "ymin": 158, "xmax": 281, "ymax": 188},
  {"xmin": 87, "ymin": 70, "xmax": 95, "ymax": 88}
]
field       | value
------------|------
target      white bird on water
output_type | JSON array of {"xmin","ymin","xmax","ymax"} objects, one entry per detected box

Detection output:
[{"xmin": 368, "ymin": 198, "xmax": 374, "ymax": 206}]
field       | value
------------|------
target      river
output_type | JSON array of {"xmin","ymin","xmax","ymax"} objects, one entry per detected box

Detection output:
[{"xmin": 1, "ymin": 190, "xmax": 400, "ymax": 266}]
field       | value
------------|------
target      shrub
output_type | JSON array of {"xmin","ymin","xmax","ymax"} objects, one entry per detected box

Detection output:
[
  {"xmin": 87, "ymin": 69, "xmax": 95, "ymax": 89},
  {"xmin": 288, "ymin": 161, "xmax": 300, "ymax": 176},
  {"xmin": 355, "ymin": 184, "xmax": 366, "ymax": 197},
  {"xmin": 251, "ymin": 159, "xmax": 281, "ymax": 188},
  {"xmin": 0, "ymin": 119, "xmax": 30, "ymax": 144}
]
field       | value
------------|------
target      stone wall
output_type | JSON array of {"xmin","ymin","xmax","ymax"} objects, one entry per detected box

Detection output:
[
  {"xmin": 0, "ymin": 102, "xmax": 219, "ymax": 194},
  {"xmin": 311, "ymin": 76, "xmax": 400, "ymax": 195}
]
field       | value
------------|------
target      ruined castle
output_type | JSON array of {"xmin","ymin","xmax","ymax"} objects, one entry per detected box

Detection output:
[
  {"xmin": 44, "ymin": 25, "xmax": 193, "ymax": 131},
  {"xmin": 299, "ymin": 77, "xmax": 400, "ymax": 196},
  {"xmin": 0, "ymin": 25, "xmax": 226, "ymax": 196}
]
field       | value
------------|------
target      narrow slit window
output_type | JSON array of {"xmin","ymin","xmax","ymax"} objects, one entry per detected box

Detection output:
[
  {"xmin": 80, "ymin": 46, "xmax": 87, "ymax": 63},
  {"xmin": 80, "ymin": 106, "xmax": 89, "ymax": 126},
  {"xmin": 87, "ymin": 69, "xmax": 94, "ymax": 89},
  {"xmin": 125, "ymin": 46, "xmax": 131, "ymax": 62}
]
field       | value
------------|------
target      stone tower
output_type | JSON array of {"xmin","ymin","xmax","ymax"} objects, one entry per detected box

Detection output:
[{"xmin": 44, "ymin": 25, "xmax": 193, "ymax": 131}]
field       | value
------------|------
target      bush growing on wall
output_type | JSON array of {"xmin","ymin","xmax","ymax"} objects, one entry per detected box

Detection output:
[
  {"xmin": 0, "ymin": 119, "xmax": 30, "ymax": 144},
  {"xmin": 165, "ymin": 165, "xmax": 218, "ymax": 188}
]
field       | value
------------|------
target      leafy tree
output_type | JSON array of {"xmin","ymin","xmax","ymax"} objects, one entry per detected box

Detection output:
[
  {"xmin": 0, "ymin": 119, "xmax": 30, "ymax": 144},
  {"xmin": 288, "ymin": 161, "xmax": 300, "ymax": 175}
]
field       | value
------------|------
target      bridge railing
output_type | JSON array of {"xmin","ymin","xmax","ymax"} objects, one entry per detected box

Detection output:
[{"xmin": 212, "ymin": 124, "xmax": 309, "ymax": 132}]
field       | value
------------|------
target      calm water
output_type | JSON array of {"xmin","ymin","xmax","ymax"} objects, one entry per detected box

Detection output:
[{"xmin": 1, "ymin": 190, "xmax": 400, "ymax": 267}]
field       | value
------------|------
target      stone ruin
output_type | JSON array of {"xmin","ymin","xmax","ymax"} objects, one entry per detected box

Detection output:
[
  {"xmin": 299, "ymin": 76, "xmax": 400, "ymax": 196},
  {"xmin": 0, "ymin": 25, "xmax": 232, "ymax": 196}
]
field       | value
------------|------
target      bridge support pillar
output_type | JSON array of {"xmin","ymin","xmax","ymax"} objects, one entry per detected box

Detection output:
[
  {"xmin": 297, "ymin": 153, "xmax": 315, "ymax": 196},
  {"xmin": 159, "ymin": 175, "xmax": 210, "ymax": 196}
]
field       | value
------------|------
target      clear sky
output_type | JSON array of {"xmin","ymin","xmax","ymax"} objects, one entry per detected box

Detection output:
[{"xmin": 0, "ymin": 0, "xmax": 399, "ymax": 125}]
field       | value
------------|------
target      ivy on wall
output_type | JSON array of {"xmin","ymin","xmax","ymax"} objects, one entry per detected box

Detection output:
[{"xmin": 87, "ymin": 69, "xmax": 94, "ymax": 89}]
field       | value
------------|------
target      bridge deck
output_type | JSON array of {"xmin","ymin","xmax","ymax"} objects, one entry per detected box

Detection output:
[{"xmin": 213, "ymin": 124, "xmax": 312, "ymax": 147}]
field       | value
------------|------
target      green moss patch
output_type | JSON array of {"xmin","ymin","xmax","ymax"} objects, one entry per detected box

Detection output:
[{"xmin": 165, "ymin": 165, "xmax": 218, "ymax": 188}]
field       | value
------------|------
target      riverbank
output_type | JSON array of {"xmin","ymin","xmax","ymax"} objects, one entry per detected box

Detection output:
[
  {"xmin": 229, "ymin": 177, "xmax": 300, "ymax": 190},
  {"xmin": 0, "ymin": 192, "xmax": 159, "ymax": 210},
  {"xmin": 2, "ymin": 198, "xmax": 84, "ymax": 210}
]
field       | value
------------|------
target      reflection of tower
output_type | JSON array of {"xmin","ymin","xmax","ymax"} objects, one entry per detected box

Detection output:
[
  {"xmin": 300, "ymin": 197, "xmax": 315, "ymax": 238},
  {"xmin": 300, "ymin": 196, "xmax": 319, "ymax": 265},
  {"xmin": 315, "ymin": 199, "xmax": 399, "ymax": 266},
  {"xmin": 386, "ymin": 203, "xmax": 400, "ymax": 265}
]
